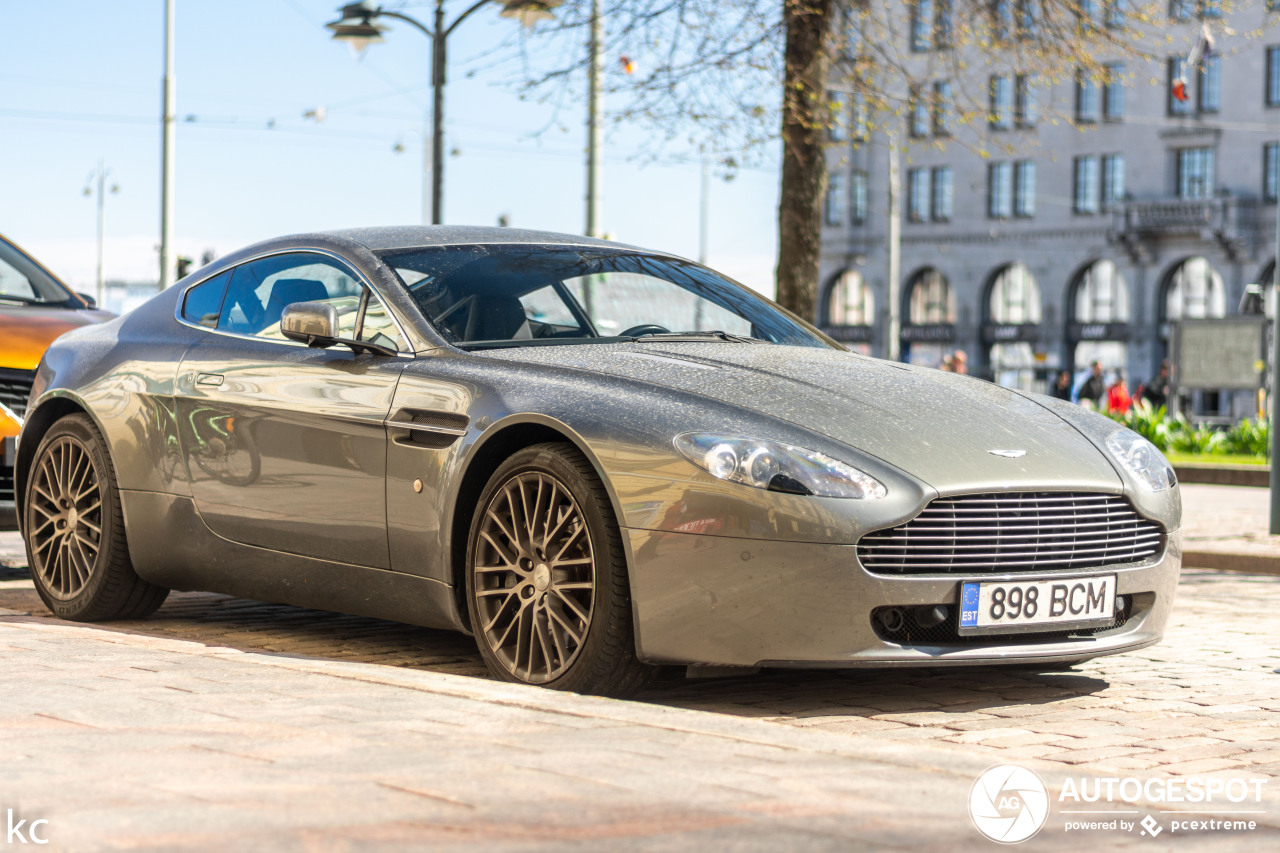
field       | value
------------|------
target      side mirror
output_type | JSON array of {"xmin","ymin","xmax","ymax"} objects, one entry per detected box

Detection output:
[
  {"xmin": 280, "ymin": 301, "xmax": 339, "ymax": 347},
  {"xmin": 76, "ymin": 292, "xmax": 97, "ymax": 309}
]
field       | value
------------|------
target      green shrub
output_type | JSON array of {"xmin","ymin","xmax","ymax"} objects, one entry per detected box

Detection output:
[
  {"xmin": 1221, "ymin": 418, "xmax": 1270, "ymax": 457},
  {"xmin": 1168, "ymin": 417, "xmax": 1225, "ymax": 455}
]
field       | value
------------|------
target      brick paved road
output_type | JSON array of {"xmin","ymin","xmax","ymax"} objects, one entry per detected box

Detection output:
[{"xmin": 2, "ymin": 486, "xmax": 1279, "ymax": 849}]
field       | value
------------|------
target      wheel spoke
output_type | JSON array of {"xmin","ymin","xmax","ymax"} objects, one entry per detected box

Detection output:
[
  {"xmin": 478, "ymin": 529, "xmax": 517, "ymax": 567},
  {"xmin": 546, "ymin": 603, "xmax": 584, "ymax": 646},
  {"xmin": 551, "ymin": 587, "xmax": 589, "ymax": 624}
]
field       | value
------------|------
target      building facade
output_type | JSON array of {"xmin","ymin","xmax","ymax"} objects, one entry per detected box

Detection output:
[{"xmin": 819, "ymin": 1, "xmax": 1280, "ymax": 409}]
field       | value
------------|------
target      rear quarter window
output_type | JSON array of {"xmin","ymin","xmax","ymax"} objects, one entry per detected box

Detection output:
[{"xmin": 181, "ymin": 272, "xmax": 230, "ymax": 328}]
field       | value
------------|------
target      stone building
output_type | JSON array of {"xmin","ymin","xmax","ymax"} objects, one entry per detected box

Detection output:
[{"xmin": 819, "ymin": 1, "xmax": 1280, "ymax": 411}]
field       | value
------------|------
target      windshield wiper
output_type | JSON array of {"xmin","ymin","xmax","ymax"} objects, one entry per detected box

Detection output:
[{"xmin": 626, "ymin": 331, "xmax": 766, "ymax": 343}]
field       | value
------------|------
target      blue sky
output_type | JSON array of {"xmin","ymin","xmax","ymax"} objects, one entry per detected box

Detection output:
[{"xmin": 1, "ymin": 1, "xmax": 782, "ymax": 296}]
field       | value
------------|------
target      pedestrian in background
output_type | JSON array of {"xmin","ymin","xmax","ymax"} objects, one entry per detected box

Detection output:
[
  {"xmin": 1078, "ymin": 361, "xmax": 1106, "ymax": 409},
  {"xmin": 1051, "ymin": 370, "xmax": 1073, "ymax": 400},
  {"xmin": 1142, "ymin": 360, "xmax": 1171, "ymax": 410},
  {"xmin": 1107, "ymin": 370, "xmax": 1132, "ymax": 415},
  {"xmin": 952, "ymin": 350, "xmax": 968, "ymax": 375}
]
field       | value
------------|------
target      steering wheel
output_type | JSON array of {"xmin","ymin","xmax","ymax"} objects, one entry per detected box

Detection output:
[{"xmin": 619, "ymin": 324, "xmax": 671, "ymax": 338}]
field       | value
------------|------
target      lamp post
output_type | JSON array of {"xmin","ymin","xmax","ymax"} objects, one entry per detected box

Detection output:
[
  {"xmin": 83, "ymin": 161, "xmax": 120, "ymax": 308},
  {"xmin": 159, "ymin": 0, "xmax": 176, "ymax": 290},
  {"xmin": 327, "ymin": 1, "xmax": 561, "ymax": 226}
]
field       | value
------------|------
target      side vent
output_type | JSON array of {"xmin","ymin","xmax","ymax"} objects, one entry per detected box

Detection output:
[{"xmin": 387, "ymin": 409, "xmax": 469, "ymax": 449}]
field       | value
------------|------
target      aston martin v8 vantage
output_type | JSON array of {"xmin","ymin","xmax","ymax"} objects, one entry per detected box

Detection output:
[{"xmin": 15, "ymin": 227, "xmax": 1181, "ymax": 696}]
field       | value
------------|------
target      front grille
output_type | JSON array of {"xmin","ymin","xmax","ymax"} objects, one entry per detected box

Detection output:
[
  {"xmin": 858, "ymin": 492, "xmax": 1164, "ymax": 575},
  {"xmin": 870, "ymin": 595, "xmax": 1139, "ymax": 646},
  {"xmin": 0, "ymin": 368, "xmax": 37, "ymax": 420}
]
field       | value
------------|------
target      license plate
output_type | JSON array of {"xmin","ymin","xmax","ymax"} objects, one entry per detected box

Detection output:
[{"xmin": 958, "ymin": 575, "xmax": 1117, "ymax": 636}]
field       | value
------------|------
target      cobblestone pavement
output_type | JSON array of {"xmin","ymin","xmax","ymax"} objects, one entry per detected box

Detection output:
[{"xmin": 1, "ymin": 484, "xmax": 1278, "ymax": 849}]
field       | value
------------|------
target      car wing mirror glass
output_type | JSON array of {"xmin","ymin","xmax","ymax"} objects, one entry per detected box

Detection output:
[{"xmin": 76, "ymin": 292, "xmax": 97, "ymax": 309}]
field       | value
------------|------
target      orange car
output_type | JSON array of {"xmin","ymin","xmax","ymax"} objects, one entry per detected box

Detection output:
[{"xmin": 1, "ymin": 233, "xmax": 113, "ymax": 527}]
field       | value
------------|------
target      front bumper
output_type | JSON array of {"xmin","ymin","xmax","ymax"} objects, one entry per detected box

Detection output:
[{"xmin": 626, "ymin": 527, "xmax": 1181, "ymax": 668}]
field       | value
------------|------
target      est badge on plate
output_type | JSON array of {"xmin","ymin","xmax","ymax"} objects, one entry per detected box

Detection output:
[{"xmin": 958, "ymin": 575, "xmax": 1117, "ymax": 636}]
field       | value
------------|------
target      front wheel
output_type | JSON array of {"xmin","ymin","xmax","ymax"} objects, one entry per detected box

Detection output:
[
  {"xmin": 465, "ymin": 443, "xmax": 654, "ymax": 697},
  {"xmin": 24, "ymin": 413, "xmax": 169, "ymax": 621}
]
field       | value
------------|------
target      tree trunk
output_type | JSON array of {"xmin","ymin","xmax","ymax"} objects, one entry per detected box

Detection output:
[{"xmin": 775, "ymin": 0, "xmax": 832, "ymax": 323}]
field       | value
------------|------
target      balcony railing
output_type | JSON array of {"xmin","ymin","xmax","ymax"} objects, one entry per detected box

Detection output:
[{"xmin": 1109, "ymin": 196, "xmax": 1256, "ymax": 260}]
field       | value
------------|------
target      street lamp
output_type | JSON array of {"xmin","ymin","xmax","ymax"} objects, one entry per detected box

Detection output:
[
  {"xmin": 326, "ymin": 1, "xmax": 561, "ymax": 225},
  {"xmin": 83, "ymin": 160, "xmax": 120, "ymax": 308}
]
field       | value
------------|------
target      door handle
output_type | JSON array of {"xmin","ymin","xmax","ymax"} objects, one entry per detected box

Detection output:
[{"xmin": 195, "ymin": 373, "xmax": 225, "ymax": 387}]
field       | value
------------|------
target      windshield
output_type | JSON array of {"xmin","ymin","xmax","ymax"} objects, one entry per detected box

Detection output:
[
  {"xmin": 377, "ymin": 244, "xmax": 833, "ymax": 350},
  {"xmin": 0, "ymin": 236, "xmax": 80, "ymax": 307}
]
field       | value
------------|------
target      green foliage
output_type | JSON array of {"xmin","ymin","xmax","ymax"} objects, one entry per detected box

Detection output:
[
  {"xmin": 1221, "ymin": 418, "xmax": 1270, "ymax": 457},
  {"xmin": 1108, "ymin": 404, "xmax": 1269, "ymax": 459}
]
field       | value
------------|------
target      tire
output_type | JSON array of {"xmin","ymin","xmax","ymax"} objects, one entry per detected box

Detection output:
[
  {"xmin": 24, "ymin": 413, "xmax": 169, "ymax": 621},
  {"xmin": 465, "ymin": 442, "xmax": 654, "ymax": 697}
]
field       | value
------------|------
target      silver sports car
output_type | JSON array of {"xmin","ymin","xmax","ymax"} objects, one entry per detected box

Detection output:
[{"xmin": 15, "ymin": 227, "xmax": 1180, "ymax": 696}]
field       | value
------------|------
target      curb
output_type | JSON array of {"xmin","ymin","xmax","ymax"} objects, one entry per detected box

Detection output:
[
  {"xmin": 1182, "ymin": 550, "xmax": 1280, "ymax": 577},
  {"xmin": 1174, "ymin": 464, "xmax": 1269, "ymax": 488}
]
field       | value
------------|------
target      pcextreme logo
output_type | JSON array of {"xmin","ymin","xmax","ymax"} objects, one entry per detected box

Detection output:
[{"xmin": 5, "ymin": 811, "xmax": 48, "ymax": 846}]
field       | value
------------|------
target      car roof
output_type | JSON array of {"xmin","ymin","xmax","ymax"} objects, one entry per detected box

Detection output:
[{"xmin": 317, "ymin": 225, "xmax": 647, "ymax": 254}]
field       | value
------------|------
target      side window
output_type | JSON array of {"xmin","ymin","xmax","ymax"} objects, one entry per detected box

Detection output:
[
  {"xmin": 217, "ymin": 253, "xmax": 406, "ymax": 351},
  {"xmin": 180, "ymin": 272, "xmax": 230, "ymax": 328}
]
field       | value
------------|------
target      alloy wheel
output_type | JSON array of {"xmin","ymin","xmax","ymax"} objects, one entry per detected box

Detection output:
[
  {"xmin": 472, "ymin": 470, "xmax": 596, "ymax": 683},
  {"xmin": 28, "ymin": 436, "xmax": 103, "ymax": 601}
]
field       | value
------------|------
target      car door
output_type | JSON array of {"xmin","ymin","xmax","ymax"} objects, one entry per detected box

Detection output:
[{"xmin": 175, "ymin": 251, "xmax": 410, "ymax": 569}]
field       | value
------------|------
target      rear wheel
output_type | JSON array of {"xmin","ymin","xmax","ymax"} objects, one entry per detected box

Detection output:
[
  {"xmin": 465, "ymin": 442, "xmax": 653, "ymax": 697},
  {"xmin": 24, "ymin": 414, "xmax": 168, "ymax": 621}
]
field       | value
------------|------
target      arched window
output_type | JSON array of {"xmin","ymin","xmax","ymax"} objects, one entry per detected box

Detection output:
[
  {"xmin": 988, "ymin": 262, "xmax": 1041, "ymax": 324},
  {"xmin": 1164, "ymin": 256, "xmax": 1225, "ymax": 322},
  {"xmin": 987, "ymin": 263, "xmax": 1043, "ymax": 392},
  {"xmin": 907, "ymin": 268, "xmax": 955, "ymax": 324},
  {"xmin": 1073, "ymin": 260, "xmax": 1130, "ymax": 323},
  {"xmin": 828, "ymin": 269, "xmax": 874, "ymax": 325}
]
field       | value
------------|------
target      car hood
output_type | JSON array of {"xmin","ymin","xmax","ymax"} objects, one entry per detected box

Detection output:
[
  {"xmin": 479, "ymin": 342, "xmax": 1124, "ymax": 492},
  {"xmin": 0, "ymin": 304, "xmax": 113, "ymax": 371}
]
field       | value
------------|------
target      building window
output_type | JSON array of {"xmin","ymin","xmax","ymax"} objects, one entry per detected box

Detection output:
[
  {"xmin": 910, "ymin": 89, "xmax": 930, "ymax": 138},
  {"xmin": 1104, "ymin": 0, "xmax": 1126, "ymax": 27},
  {"xmin": 908, "ymin": 168, "xmax": 931, "ymax": 223},
  {"xmin": 1165, "ymin": 257, "xmax": 1226, "ymax": 321},
  {"xmin": 1014, "ymin": 161, "xmax": 1036, "ymax": 218},
  {"xmin": 1168, "ymin": 58, "xmax": 1192, "ymax": 116},
  {"xmin": 1198, "ymin": 55, "xmax": 1220, "ymax": 113},
  {"xmin": 1169, "ymin": 0, "xmax": 1192, "ymax": 19},
  {"xmin": 1268, "ymin": 47, "xmax": 1280, "ymax": 107},
  {"xmin": 851, "ymin": 92, "xmax": 870, "ymax": 142},
  {"xmin": 1103, "ymin": 63, "xmax": 1125, "ymax": 120},
  {"xmin": 1074, "ymin": 156, "xmax": 1099, "ymax": 214},
  {"xmin": 932, "ymin": 81, "xmax": 953, "ymax": 136},
  {"xmin": 992, "ymin": 0, "xmax": 1014, "ymax": 40},
  {"xmin": 931, "ymin": 166, "xmax": 953, "ymax": 221},
  {"xmin": 829, "ymin": 270, "xmax": 875, "ymax": 326},
  {"xmin": 989, "ymin": 75, "xmax": 1012, "ymax": 129},
  {"xmin": 1015, "ymin": 0, "xmax": 1038, "ymax": 37},
  {"xmin": 908, "ymin": 268, "xmax": 956, "ymax": 324},
  {"xmin": 1200, "ymin": 0, "xmax": 1222, "ymax": 17},
  {"xmin": 1102, "ymin": 154, "xmax": 1125, "ymax": 207},
  {"xmin": 825, "ymin": 172, "xmax": 846, "ymax": 226},
  {"xmin": 1176, "ymin": 147, "xmax": 1215, "ymax": 199},
  {"xmin": 1076, "ymin": 70, "xmax": 1099, "ymax": 123},
  {"xmin": 1074, "ymin": 260, "xmax": 1131, "ymax": 324},
  {"xmin": 828, "ymin": 93, "xmax": 848, "ymax": 142},
  {"xmin": 1015, "ymin": 74, "xmax": 1037, "ymax": 127},
  {"xmin": 1266, "ymin": 144, "xmax": 1280, "ymax": 203},
  {"xmin": 851, "ymin": 170, "xmax": 868, "ymax": 224},
  {"xmin": 911, "ymin": 0, "xmax": 933, "ymax": 51},
  {"xmin": 989, "ymin": 162, "xmax": 1013, "ymax": 218},
  {"xmin": 935, "ymin": 0, "xmax": 954, "ymax": 48}
]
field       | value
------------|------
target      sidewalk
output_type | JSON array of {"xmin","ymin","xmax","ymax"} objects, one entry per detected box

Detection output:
[{"xmin": 1180, "ymin": 483, "xmax": 1280, "ymax": 575}]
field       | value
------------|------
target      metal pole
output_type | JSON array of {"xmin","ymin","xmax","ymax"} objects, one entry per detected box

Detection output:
[
  {"xmin": 96, "ymin": 161, "xmax": 106, "ymax": 306},
  {"xmin": 585, "ymin": 0, "xmax": 602, "ymax": 237},
  {"xmin": 430, "ymin": 0, "xmax": 446, "ymax": 225},
  {"xmin": 1270, "ymin": 128, "xmax": 1280, "ymax": 533},
  {"xmin": 159, "ymin": 0, "xmax": 176, "ymax": 290},
  {"xmin": 698, "ymin": 156, "xmax": 709, "ymax": 264},
  {"xmin": 886, "ymin": 131, "xmax": 902, "ymax": 362}
]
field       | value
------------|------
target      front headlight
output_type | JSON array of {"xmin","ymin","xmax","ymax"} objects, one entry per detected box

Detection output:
[
  {"xmin": 1105, "ymin": 428, "xmax": 1177, "ymax": 492},
  {"xmin": 674, "ymin": 433, "xmax": 887, "ymax": 499}
]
